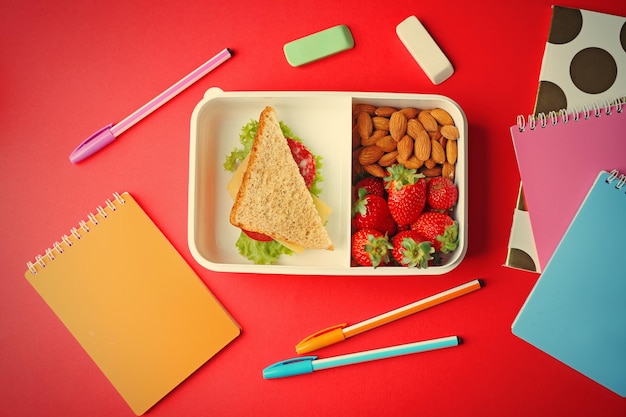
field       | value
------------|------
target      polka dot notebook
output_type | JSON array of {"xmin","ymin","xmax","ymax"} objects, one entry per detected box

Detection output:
[
  {"xmin": 534, "ymin": 6, "xmax": 626, "ymax": 114},
  {"xmin": 506, "ymin": 5, "xmax": 626, "ymax": 272}
]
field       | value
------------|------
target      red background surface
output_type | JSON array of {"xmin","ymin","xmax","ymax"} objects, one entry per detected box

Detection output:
[{"xmin": 2, "ymin": 1, "xmax": 625, "ymax": 416}]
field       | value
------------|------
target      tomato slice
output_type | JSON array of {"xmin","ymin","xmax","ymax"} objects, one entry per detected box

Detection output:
[
  {"xmin": 242, "ymin": 229, "xmax": 274, "ymax": 242},
  {"xmin": 286, "ymin": 138, "xmax": 316, "ymax": 189}
]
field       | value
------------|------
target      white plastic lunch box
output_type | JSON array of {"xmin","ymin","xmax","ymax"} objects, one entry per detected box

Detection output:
[{"xmin": 188, "ymin": 88, "xmax": 467, "ymax": 275}]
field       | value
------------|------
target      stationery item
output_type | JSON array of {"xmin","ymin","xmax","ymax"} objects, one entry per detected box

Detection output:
[
  {"xmin": 505, "ymin": 5, "xmax": 626, "ymax": 272},
  {"xmin": 296, "ymin": 279, "xmax": 481, "ymax": 354},
  {"xmin": 264, "ymin": 336, "xmax": 460, "ymax": 379},
  {"xmin": 512, "ymin": 170, "xmax": 626, "ymax": 397},
  {"xmin": 69, "ymin": 48, "xmax": 233, "ymax": 163},
  {"xmin": 283, "ymin": 25, "xmax": 354, "ymax": 67},
  {"xmin": 504, "ymin": 183, "xmax": 541, "ymax": 272},
  {"xmin": 25, "ymin": 192, "xmax": 241, "ymax": 415},
  {"xmin": 396, "ymin": 15, "xmax": 454, "ymax": 85},
  {"xmin": 510, "ymin": 97, "xmax": 626, "ymax": 270},
  {"xmin": 533, "ymin": 6, "xmax": 626, "ymax": 115}
]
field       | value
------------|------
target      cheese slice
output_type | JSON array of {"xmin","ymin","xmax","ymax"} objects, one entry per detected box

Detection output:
[{"xmin": 226, "ymin": 155, "xmax": 331, "ymax": 253}]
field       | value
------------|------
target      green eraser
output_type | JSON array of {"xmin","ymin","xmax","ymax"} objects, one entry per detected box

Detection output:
[{"xmin": 283, "ymin": 25, "xmax": 354, "ymax": 67}]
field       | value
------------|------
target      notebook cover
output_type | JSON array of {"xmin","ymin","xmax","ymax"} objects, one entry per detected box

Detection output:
[
  {"xmin": 505, "ymin": 5, "xmax": 626, "ymax": 272},
  {"xmin": 24, "ymin": 192, "xmax": 241, "ymax": 415},
  {"xmin": 512, "ymin": 171, "xmax": 626, "ymax": 397},
  {"xmin": 511, "ymin": 104, "xmax": 626, "ymax": 269}
]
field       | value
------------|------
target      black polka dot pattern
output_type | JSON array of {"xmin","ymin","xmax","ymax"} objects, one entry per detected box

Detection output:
[
  {"xmin": 570, "ymin": 47, "xmax": 618, "ymax": 94},
  {"xmin": 548, "ymin": 7, "xmax": 582, "ymax": 44},
  {"xmin": 535, "ymin": 81, "xmax": 568, "ymax": 115},
  {"xmin": 535, "ymin": 6, "xmax": 626, "ymax": 115}
]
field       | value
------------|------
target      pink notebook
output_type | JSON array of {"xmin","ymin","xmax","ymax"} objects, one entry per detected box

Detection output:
[{"xmin": 510, "ymin": 99, "xmax": 626, "ymax": 269}]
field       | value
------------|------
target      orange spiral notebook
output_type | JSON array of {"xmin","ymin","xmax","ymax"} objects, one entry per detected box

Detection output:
[{"xmin": 24, "ymin": 192, "xmax": 241, "ymax": 415}]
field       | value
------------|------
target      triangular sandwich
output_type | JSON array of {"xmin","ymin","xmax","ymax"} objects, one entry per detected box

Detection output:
[{"xmin": 229, "ymin": 106, "xmax": 334, "ymax": 250}]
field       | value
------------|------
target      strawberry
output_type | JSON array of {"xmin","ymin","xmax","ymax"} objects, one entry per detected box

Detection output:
[
  {"xmin": 411, "ymin": 211, "xmax": 459, "ymax": 253},
  {"xmin": 351, "ymin": 229, "xmax": 392, "ymax": 267},
  {"xmin": 354, "ymin": 176, "xmax": 386, "ymax": 199},
  {"xmin": 352, "ymin": 188, "xmax": 395, "ymax": 235},
  {"xmin": 426, "ymin": 177, "xmax": 458, "ymax": 211},
  {"xmin": 384, "ymin": 164, "xmax": 426, "ymax": 226},
  {"xmin": 286, "ymin": 138, "xmax": 316, "ymax": 189},
  {"xmin": 391, "ymin": 230, "xmax": 434, "ymax": 268}
]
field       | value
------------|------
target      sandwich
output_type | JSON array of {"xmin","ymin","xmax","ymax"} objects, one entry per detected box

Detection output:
[{"xmin": 227, "ymin": 106, "xmax": 333, "ymax": 262}]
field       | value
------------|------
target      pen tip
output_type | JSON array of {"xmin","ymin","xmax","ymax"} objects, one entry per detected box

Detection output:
[{"xmin": 227, "ymin": 48, "xmax": 234, "ymax": 56}]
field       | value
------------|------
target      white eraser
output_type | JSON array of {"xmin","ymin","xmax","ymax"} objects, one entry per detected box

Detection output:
[{"xmin": 396, "ymin": 16, "xmax": 454, "ymax": 85}]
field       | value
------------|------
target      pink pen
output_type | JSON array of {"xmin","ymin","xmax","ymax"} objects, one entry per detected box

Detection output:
[{"xmin": 69, "ymin": 47, "xmax": 233, "ymax": 163}]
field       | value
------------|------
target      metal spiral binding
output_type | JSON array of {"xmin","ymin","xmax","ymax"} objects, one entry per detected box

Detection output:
[
  {"xmin": 607, "ymin": 169, "xmax": 626, "ymax": 192},
  {"xmin": 516, "ymin": 97, "xmax": 625, "ymax": 132},
  {"xmin": 26, "ymin": 192, "xmax": 126, "ymax": 275}
]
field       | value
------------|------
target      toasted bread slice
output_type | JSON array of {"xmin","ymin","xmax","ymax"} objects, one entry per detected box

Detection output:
[{"xmin": 229, "ymin": 106, "xmax": 334, "ymax": 250}]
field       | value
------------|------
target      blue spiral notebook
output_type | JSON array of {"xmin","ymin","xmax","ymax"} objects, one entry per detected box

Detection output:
[{"xmin": 512, "ymin": 170, "xmax": 626, "ymax": 397}]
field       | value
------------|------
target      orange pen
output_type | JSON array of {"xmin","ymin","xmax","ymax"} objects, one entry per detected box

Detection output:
[{"xmin": 295, "ymin": 279, "xmax": 483, "ymax": 354}]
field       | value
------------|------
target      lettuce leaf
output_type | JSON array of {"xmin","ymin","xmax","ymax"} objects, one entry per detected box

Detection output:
[{"xmin": 235, "ymin": 232, "xmax": 293, "ymax": 265}]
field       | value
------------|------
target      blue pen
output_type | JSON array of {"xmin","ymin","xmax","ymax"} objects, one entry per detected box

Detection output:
[{"xmin": 263, "ymin": 335, "xmax": 460, "ymax": 379}]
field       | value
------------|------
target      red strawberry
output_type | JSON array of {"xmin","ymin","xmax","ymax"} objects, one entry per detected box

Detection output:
[
  {"xmin": 384, "ymin": 164, "xmax": 426, "ymax": 226},
  {"xmin": 351, "ymin": 229, "xmax": 392, "ymax": 267},
  {"xmin": 391, "ymin": 230, "xmax": 434, "ymax": 268},
  {"xmin": 354, "ymin": 176, "xmax": 386, "ymax": 199},
  {"xmin": 411, "ymin": 211, "xmax": 459, "ymax": 253},
  {"xmin": 352, "ymin": 188, "xmax": 395, "ymax": 235},
  {"xmin": 426, "ymin": 177, "xmax": 458, "ymax": 211},
  {"xmin": 286, "ymin": 138, "xmax": 316, "ymax": 189}
]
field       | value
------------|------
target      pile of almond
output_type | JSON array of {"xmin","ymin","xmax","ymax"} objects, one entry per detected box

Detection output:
[{"xmin": 352, "ymin": 104, "xmax": 459, "ymax": 181}]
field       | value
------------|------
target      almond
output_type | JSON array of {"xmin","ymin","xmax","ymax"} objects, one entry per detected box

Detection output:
[
  {"xmin": 352, "ymin": 125, "xmax": 361, "ymax": 149},
  {"xmin": 356, "ymin": 112, "xmax": 373, "ymax": 141},
  {"xmin": 372, "ymin": 116, "xmax": 390, "ymax": 131},
  {"xmin": 439, "ymin": 136, "xmax": 447, "ymax": 150},
  {"xmin": 442, "ymin": 161, "xmax": 455, "ymax": 179},
  {"xmin": 378, "ymin": 151, "xmax": 398, "ymax": 167},
  {"xmin": 352, "ymin": 148, "xmax": 365, "ymax": 179},
  {"xmin": 399, "ymin": 107, "xmax": 419, "ymax": 119},
  {"xmin": 414, "ymin": 130, "xmax": 431, "ymax": 161},
  {"xmin": 418, "ymin": 111, "xmax": 439, "ymax": 132},
  {"xmin": 446, "ymin": 139, "xmax": 457, "ymax": 164},
  {"xmin": 376, "ymin": 135, "xmax": 397, "ymax": 152},
  {"xmin": 430, "ymin": 108, "xmax": 454, "ymax": 126},
  {"xmin": 363, "ymin": 163, "xmax": 386, "ymax": 178},
  {"xmin": 358, "ymin": 145, "xmax": 385, "ymax": 165},
  {"xmin": 389, "ymin": 111, "xmax": 407, "ymax": 141},
  {"xmin": 404, "ymin": 155, "xmax": 424, "ymax": 169},
  {"xmin": 397, "ymin": 135, "xmax": 413, "ymax": 161},
  {"xmin": 424, "ymin": 158, "xmax": 437, "ymax": 169},
  {"xmin": 406, "ymin": 118, "xmax": 426, "ymax": 139},
  {"xmin": 374, "ymin": 106, "xmax": 398, "ymax": 117},
  {"xmin": 431, "ymin": 139, "xmax": 446, "ymax": 164},
  {"xmin": 420, "ymin": 165, "xmax": 443, "ymax": 177},
  {"xmin": 429, "ymin": 129, "xmax": 443, "ymax": 142},
  {"xmin": 363, "ymin": 130, "xmax": 386, "ymax": 147},
  {"xmin": 440, "ymin": 124, "xmax": 460, "ymax": 140},
  {"xmin": 353, "ymin": 103, "xmax": 376, "ymax": 115}
]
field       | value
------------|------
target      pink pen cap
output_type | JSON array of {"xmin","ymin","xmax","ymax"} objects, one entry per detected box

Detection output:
[{"xmin": 69, "ymin": 124, "xmax": 116, "ymax": 163}]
